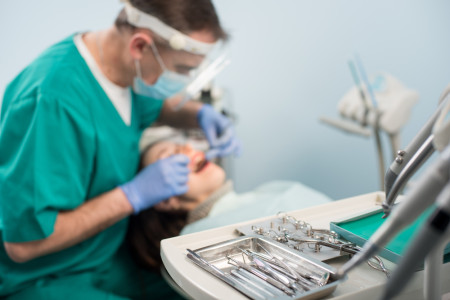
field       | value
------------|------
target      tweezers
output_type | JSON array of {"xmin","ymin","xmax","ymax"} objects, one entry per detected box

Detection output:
[
  {"xmin": 227, "ymin": 255, "xmax": 295, "ymax": 296},
  {"xmin": 187, "ymin": 249, "xmax": 267, "ymax": 300}
]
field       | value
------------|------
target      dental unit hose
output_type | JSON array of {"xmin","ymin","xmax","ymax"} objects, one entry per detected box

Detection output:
[{"xmin": 337, "ymin": 145, "xmax": 450, "ymax": 278}]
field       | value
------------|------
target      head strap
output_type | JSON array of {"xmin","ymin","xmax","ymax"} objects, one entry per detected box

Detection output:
[{"xmin": 122, "ymin": 0, "xmax": 216, "ymax": 55}]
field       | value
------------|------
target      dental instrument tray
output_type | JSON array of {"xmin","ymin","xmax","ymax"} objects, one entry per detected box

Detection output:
[
  {"xmin": 236, "ymin": 212, "xmax": 350, "ymax": 262},
  {"xmin": 186, "ymin": 236, "xmax": 343, "ymax": 300}
]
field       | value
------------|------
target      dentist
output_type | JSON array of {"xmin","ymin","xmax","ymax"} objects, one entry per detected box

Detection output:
[{"xmin": 0, "ymin": 0, "xmax": 239, "ymax": 298}]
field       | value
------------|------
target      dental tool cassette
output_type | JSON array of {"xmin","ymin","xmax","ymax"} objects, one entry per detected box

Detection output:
[
  {"xmin": 236, "ymin": 212, "xmax": 349, "ymax": 262},
  {"xmin": 186, "ymin": 236, "xmax": 344, "ymax": 300},
  {"xmin": 236, "ymin": 212, "xmax": 391, "ymax": 278}
]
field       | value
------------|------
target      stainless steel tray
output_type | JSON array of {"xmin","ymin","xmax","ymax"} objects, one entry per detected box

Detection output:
[
  {"xmin": 187, "ymin": 235, "xmax": 344, "ymax": 300},
  {"xmin": 236, "ymin": 218, "xmax": 346, "ymax": 262}
]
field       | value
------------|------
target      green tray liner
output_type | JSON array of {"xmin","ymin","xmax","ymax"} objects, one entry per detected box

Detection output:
[{"xmin": 330, "ymin": 206, "xmax": 450, "ymax": 264}]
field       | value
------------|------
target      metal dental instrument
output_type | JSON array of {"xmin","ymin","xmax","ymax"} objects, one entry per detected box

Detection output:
[
  {"xmin": 260, "ymin": 240, "xmax": 327, "ymax": 286},
  {"xmin": 253, "ymin": 213, "xmax": 387, "ymax": 275},
  {"xmin": 232, "ymin": 268, "xmax": 286, "ymax": 297},
  {"xmin": 381, "ymin": 181, "xmax": 450, "ymax": 300},
  {"xmin": 382, "ymin": 86, "xmax": 450, "ymax": 217},
  {"xmin": 250, "ymin": 245, "xmax": 318, "ymax": 290},
  {"xmin": 366, "ymin": 256, "xmax": 390, "ymax": 278},
  {"xmin": 227, "ymin": 255, "xmax": 295, "ymax": 296},
  {"xmin": 290, "ymin": 238, "xmax": 390, "ymax": 278},
  {"xmin": 186, "ymin": 249, "xmax": 266, "ymax": 300},
  {"xmin": 382, "ymin": 135, "xmax": 435, "ymax": 218},
  {"xmin": 254, "ymin": 259, "xmax": 303, "ymax": 292},
  {"xmin": 337, "ymin": 144, "xmax": 450, "ymax": 278},
  {"xmin": 230, "ymin": 269, "xmax": 278, "ymax": 298},
  {"xmin": 257, "ymin": 244, "xmax": 304, "ymax": 281},
  {"xmin": 257, "ymin": 260, "xmax": 312, "ymax": 291},
  {"xmin": 259, "ymin": 257, "xmax": 319, "ymax": 291},
  {"xmin": 238, "ymin": 247, "xmax": 302, "ymax": 292}
]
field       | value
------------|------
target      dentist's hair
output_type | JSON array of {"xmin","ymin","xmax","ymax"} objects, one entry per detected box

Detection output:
[{"xmin": 115, "ymin": 0, "xmax": 229, "ymax": 41}]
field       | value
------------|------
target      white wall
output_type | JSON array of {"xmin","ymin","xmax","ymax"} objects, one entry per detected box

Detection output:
[
  {"xmin": 1, "ymin": 1, "xmax": 449, "ymax": 200},
  {"xmin": 214, "ymin": 0, "xmax": 450, "ymax": 200}
]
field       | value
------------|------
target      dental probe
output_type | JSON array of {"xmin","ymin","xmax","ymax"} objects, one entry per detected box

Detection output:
[
  {"xmin": 227, "ymin": 256, "xmax": 295, "ymax": 296},
  {"xmin": 381, "ymin": 182, "xmax": 450, "ymax": 300},
  {"xmin": 383, "ymin": 87, "xmax": 450, "ymax": 217},
  {"xmin": 337, "ymin": 145, "xmax": 450, "ymax": 278},
  {"xmin": 230, "ymin": 269, "xmax": 280, "ymax": 297},
  {"xmin": 186, "ymin": 249, "xmax": 267, "ymax": 300}
]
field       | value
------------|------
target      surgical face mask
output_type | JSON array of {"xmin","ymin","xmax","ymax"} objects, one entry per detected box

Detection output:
[
  {"xmin": 133, "ymin": 43, "xmax": 191, "ymax": 100},
  {"xmin": 124, "ymin": 3, "xmax": 230, "ymax": 107}
]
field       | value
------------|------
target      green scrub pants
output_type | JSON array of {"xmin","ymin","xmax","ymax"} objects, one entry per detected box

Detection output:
[{"xmin": 5, "ymin": 245, "xmax": 184, "ymax": 300}]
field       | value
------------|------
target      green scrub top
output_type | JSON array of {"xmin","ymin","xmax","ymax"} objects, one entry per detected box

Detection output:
[{"xmin": 0, "ymin": 34, "xmax": 163, "ymax": 296}]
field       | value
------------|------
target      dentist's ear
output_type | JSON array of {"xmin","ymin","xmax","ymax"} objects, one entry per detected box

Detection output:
[
  {"xmin": 129, "ymin": 32, "xmax": 153, "ymax": 60},
  {"xmin": 154, "ymin": 197, "xmax": 181, "ymax": 211}
]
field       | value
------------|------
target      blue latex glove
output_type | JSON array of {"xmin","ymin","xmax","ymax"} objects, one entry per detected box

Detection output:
[
  {"xmin": 197, "ymin": 104, "xmax": 241, "ymax": 160},
  {"xmin": 120, "ymin": 154, "xmax": 190, "ymax": 214}
]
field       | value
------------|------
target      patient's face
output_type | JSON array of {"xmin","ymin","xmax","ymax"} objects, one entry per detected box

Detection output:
[{"xmin": 143, "ymin": 141, "xmax": 226, "ymax": 211}]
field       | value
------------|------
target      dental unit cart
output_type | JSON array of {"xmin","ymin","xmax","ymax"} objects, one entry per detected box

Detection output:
[{"xmin": 161, "ymin": 192, "xmax": 450, "ymax": 299}]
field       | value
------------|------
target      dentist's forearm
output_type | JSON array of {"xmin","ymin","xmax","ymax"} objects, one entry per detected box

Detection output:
[
  {"xmin": 4, "ymin": 188, "xmax": 133, "ymax": 263},
  {"xmin": 158, "ymin": 97, "xmax": 202, "ymax": 128}
]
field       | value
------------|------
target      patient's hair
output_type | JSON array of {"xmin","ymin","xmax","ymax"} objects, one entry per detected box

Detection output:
[
  {"xmin": 126, "ymin": 145, "xmax": 189, "ymax": 272},
  {"xmin": 127, "ymin": 206, "xmax": 188, "ymax": 272}
]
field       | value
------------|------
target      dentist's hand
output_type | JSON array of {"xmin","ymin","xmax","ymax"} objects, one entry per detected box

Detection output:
[
  {"xmin": 120, "ymin": 155, "xmax": 190, "ymax": 214},
  {"xmin": 197, "ymin": 104, "xmax": 241, "ymax": 160}
]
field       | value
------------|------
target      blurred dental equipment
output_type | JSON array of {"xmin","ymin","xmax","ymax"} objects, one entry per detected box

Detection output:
[
  {"xmin": 174, "ymin": 53, "xmax": 231, "ymax": 111},
  {"xmin": 381, "ymin": 94, "xmax": 450, "ymax": 300},
  {"xmin": 381, "ymin": 180, "xmax": 450, "ymax": 300},
  {"xmin": 320, "ymin": 56, "xmax": 419, "ymax": 190},
  {"xmin": 337, "ymin": 64, "xmax": 418, "ymax": 137},
  {"xmin": 337, "ymin": 143, "xmax": 450, "ymax": 278},
  {"xmin": 319, "ymin": 116, "xmax": 371, "ymax": 136},
  {"xmin": 382, "ymin": 86, "xmax": 450, "ymax": 217},
  {"xmin": 337, "ymin": 92, "xmax": 450, "ymax": 279},
  {"xmin": 352, "ymin": 56, "xmax": 385, "ymax": 188}
]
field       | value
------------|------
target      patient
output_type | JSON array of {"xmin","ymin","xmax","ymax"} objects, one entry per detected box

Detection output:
[{"xmin": 127, "ymin": 141, "xmax": 332, "ymax": 271}]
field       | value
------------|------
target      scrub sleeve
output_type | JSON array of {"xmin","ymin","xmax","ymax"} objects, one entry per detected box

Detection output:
[
  {"xmin": 0, "ymin": 34, "xmax": 182, "ymax": 299},
  {"xmin": 6, "ymin": 244, "xmax": 183, "ymax": 300}
]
